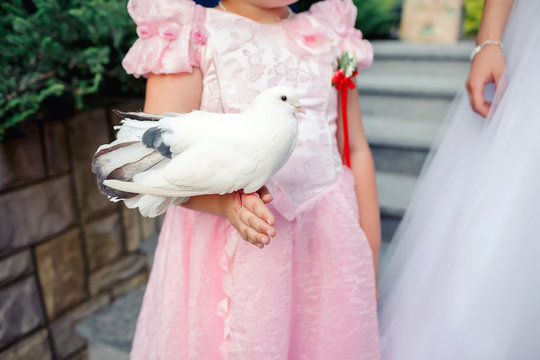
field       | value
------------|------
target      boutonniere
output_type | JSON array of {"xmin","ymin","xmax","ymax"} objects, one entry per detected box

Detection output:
[
  {"xmin": 332, "ymin": 51, "xmax": 359, "ymax": 168},
  {"xmin": 332, "ymin": 52, "xmax": 359, "ymax": 89}
]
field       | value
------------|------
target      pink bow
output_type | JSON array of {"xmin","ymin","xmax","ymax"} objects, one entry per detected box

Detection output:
[{"xmin": 136, "ymin": 20, "xmax": 182, "ymax": 41}]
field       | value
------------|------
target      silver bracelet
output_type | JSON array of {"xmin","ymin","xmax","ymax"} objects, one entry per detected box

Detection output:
[{"xmin": 470, "ymin": 40, "xmax": 503, "ymax": 61}]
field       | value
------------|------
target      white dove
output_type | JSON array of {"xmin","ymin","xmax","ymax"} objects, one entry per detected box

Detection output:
[{"xmin": 92, "ymin": 86, "xmax": 304, "ymax": 217}]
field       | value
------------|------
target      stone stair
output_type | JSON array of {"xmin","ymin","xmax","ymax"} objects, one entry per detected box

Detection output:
[
  {"xmin": 76, "ymin": 286, "xmax": 144, "ymax": 360},
  {"xmin": 357, "ymin": 40, "xmax": 472, "ymax": 243},
  {"xmin": 75, "ymin": 236, "xmax": 157, "ymax": 360},
  {"xmin": 75, "ymin": 41, "xmax": 474, "ymax": 359}
]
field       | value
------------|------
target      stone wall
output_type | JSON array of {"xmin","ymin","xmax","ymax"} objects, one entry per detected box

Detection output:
[{"xmin": 0, "ymin": 99, "xmax": 159, "ymax": 360}]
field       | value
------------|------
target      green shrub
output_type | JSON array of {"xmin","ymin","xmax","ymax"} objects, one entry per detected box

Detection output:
[
  {"xmin": 352, "ymin": 0, "xmax": 400, "ymax": 39},
  {"xmin": 464, "ymin": 0, "xmax": 484, "ymax": 36},
  {"xmin": 296, "ymin": 0, "xmax": 400, "ymax": 39},
  {"xmin": 0, "ymin": 0, "xmax": 144, "ymax": 139}
]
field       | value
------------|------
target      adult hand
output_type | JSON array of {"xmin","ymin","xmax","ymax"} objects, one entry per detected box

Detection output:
[{"xmin": 465, "ymin": 45, "xmax": 506, "ymax": 117}]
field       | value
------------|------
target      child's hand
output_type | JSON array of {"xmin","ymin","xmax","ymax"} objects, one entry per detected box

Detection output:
[{"xmin": 224, "ymin": 186, "xmax": 276, "ymax": 249}]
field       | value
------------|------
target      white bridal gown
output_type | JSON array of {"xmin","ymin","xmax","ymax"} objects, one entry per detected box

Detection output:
[{"xmin": 379, "ymin": 0, "xmax": 540, "ymax": 359}]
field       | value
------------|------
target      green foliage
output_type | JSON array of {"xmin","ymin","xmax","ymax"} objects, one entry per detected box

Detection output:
[
  {"xmin": 0, "ymin": 0, "xmax": 144, "ymax": 139},
  {"xmin": 296, "ymin": 0, "xmax": 400, "ymax": 39},
  {"xmin": 352, "ymin": 0, "xmax": 399, "ymax": 39},
  {"xmin": 464, "ymin": 0, "xmax": 484, "ymax": 36}
]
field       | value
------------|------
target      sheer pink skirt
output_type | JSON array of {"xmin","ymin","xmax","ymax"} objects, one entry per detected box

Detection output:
[{"xmin": 130, "ymin": 169, "xmax": 380, "ymax": 360}]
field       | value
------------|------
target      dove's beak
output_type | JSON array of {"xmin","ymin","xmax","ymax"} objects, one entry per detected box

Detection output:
[{"xmin": 295, "ymin": 105, "xmax": 306, "ymax": 115}]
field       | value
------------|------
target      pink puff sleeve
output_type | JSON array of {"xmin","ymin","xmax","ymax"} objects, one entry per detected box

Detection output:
[
  {"xmin": 122, "ymin": 0, "xmax": 207, "ymax": 78},
  {"xmin": 310, "ymin": 0, "xmax": 373, "ymax": 70}
]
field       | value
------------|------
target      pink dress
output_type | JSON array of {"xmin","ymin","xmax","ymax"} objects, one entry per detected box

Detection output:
[{"xmin": 123, "ymin": 0, "xmax": 379, "ymax": 359}]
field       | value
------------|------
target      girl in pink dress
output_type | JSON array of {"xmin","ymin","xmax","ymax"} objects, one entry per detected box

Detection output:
[{"xmin": 122, "ymin": 0, "xmax": 380, "ymax": 358}]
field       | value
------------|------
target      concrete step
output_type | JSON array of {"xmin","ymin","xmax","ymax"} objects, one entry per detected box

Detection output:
[
  {"xmin": 364, "ymin": 116, "xmax": 441, "ymax": 149},
  {"xmin": 371, "ymin": 143, "xmax": 429, "ymax": 176},
  {"xmin": 377, "ymin": 172, "xmax": 417, "ymax": 217},
  {"xmin": 357, "ymin": 61, "xmax": 468, "ymax": 99},
  {"xmin": 372, "ymin": 40, "xmax": 474, "ymax": 61},
  {"xmin": 358, "ymin": 41, "xmax": 471, "ymax": 100},
  {"xmin": 359, "ymin": 94, "xmax": 452, "ymax": 124},
  {"xmin": 364, "ymin": 116, "xmax": 442, "ymax": 176},
  {"xmin": 76, "ymin": 286, "xmax": 144, "ymax": 360},
  {"xmin": 365, "ymin": 59, "xmax": 471, "ymax": 80},
  {"xmin": 376, "ymin": 172, "xmax": 417, "ymax": 242}
]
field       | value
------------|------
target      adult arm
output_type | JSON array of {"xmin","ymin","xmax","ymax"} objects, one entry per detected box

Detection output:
[{"xmin": 466, "ymin": 0, "xmax": 515, "ymax": 117}]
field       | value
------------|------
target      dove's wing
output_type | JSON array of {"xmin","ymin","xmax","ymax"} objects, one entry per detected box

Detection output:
[
  {"xmin": 152, "ymin": 111, "xmax": 244, "ymax": 156},
  {"xmin": 161, "ymin": 141, "xmax": 259, "ymax": 191},
  {"xmin": 104, "ymin": 139, "xmax": 260, "ymax": 197}
]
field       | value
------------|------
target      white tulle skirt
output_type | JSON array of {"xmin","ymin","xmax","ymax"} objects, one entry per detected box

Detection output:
[{"xmin": 378, "ymin": 0, "xmax": 540, "ymax": 359}]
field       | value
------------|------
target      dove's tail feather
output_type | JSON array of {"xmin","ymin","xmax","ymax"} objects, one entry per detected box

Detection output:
[
  {"xmin": 112, "ymin": 109, "xmax": 184, "ymax": 122},
  {"xmin": 112, "ymin": 109, "xmax": 163, "ymax": 122},
  {"xmin": 91, "ymin": 127, "xmax": 171, "ymax": 199},
  {"xmin": 91, "ymin": 109, "xmax": 190, "ymax": 217}
]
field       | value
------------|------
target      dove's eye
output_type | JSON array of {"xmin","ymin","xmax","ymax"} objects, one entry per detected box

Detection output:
[{"xmin": 281, "ymin": 95, "xmax": 287, "ymax": 102}]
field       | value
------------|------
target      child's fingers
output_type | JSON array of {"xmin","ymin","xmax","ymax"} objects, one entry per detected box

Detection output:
[
  {"xmin": 238, "ymin": 207, "xmax": 273, "ymax": 240},
  {"xmin": 237, "ymin": 223, "xmax": 264, "ymax": 248},
  {"xmin": 244, "ymin": 195, "xmax": 275, "ymax": 227},
  {"xmin": 225, "ymin": 196, "xmax": 269, "ymax": 248},
  {"xmin": 242, "ymin": 210, "xmax": 274, "ymax": 240},
  {"xmin": 252, "ymin": 207, "xmax": 276, "ymax": 236},
  {"xmin": 244, "ymin": 227, "xmax": 269, "ymax": 247},
  {"xmin": 257, "ymin": 185, "xmax": 273, "ymax": 204},
  {"xmin": 237, "ymin": 223, "xmax": 265, "ymax": 248}
]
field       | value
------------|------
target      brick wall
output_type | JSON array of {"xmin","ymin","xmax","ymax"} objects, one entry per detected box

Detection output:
[{"xmin": 0, "ymin": 99, "xmax": 159, "ymax": 360}]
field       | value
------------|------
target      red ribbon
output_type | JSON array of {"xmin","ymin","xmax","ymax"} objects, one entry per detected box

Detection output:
[{"xmin": 332, "ymin": 69, "xmax": 358, "ymax": 168}]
